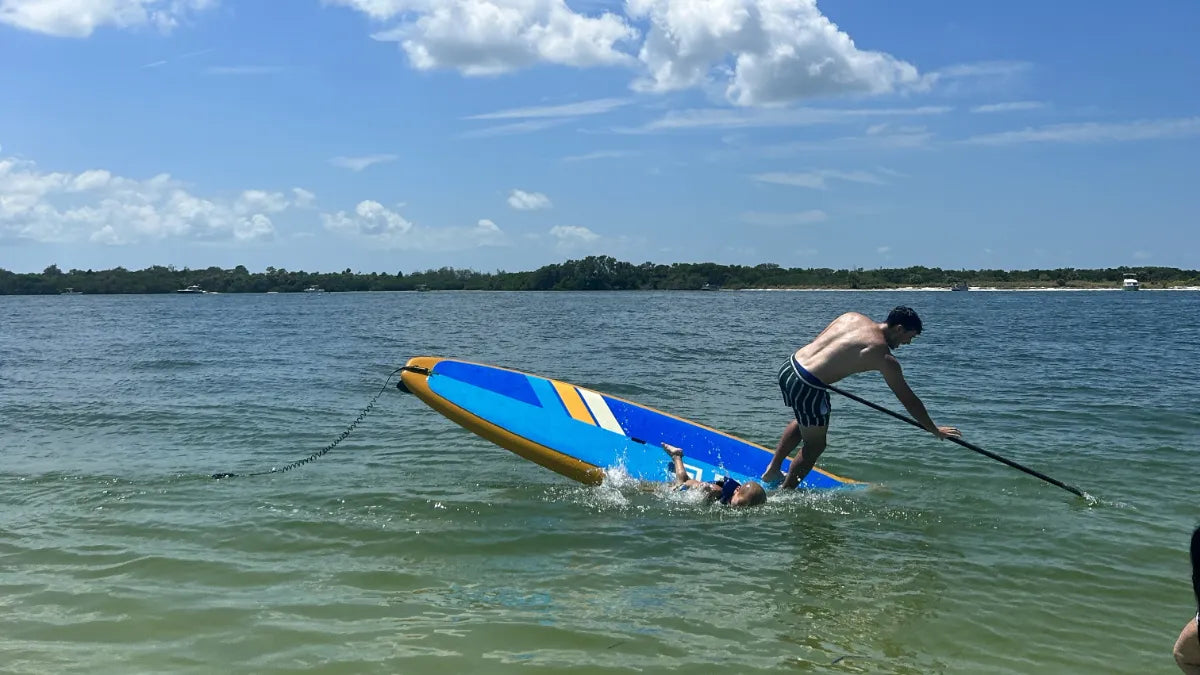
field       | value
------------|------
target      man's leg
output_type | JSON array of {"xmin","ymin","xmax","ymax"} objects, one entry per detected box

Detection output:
[
  {"xmin": 761, "ymin": 419, "xmax": 802, "ymax": 483},
  {"xmin": 781, "ymin": 425, "xmax": 828, "ymax": 490}
]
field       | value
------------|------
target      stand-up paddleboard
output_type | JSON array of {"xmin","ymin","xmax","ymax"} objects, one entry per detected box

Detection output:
[{"xmin": 398, "ymin": 357, "xmax": 862, "ymax": 490}]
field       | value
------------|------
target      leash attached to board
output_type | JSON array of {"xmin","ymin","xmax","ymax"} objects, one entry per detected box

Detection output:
[{"xmin": 212, "ymin": 366, "xmax": 412, "ymax": 479}]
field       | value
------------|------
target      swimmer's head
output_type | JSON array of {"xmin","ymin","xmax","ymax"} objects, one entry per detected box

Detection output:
[{"xmin": 720, "ymin": 478, "xmax": 767, "ymax": 507}]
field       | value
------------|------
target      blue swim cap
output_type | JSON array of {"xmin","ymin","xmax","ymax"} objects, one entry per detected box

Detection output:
[{"xmin": 719, "ymin": 477, "xmax": 741, "ymax": 505}]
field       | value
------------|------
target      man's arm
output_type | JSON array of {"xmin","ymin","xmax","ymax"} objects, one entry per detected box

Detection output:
[{"xmin": 879, "ymin": 354, "xmax": 960, "ymax": 439}]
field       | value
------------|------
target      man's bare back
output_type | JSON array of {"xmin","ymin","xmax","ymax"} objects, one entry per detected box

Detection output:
[{"xmin": 793, "ymin": 312, "xmax": 895, "ymax": 385}]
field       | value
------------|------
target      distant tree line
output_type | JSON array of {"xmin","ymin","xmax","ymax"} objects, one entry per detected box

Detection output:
[{"xmin": 1, "ymin": 257, "xmax": 1196, "ymax": 294}]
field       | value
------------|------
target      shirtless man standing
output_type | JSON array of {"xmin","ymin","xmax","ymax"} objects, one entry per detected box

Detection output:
[{"xmin": 761, "ymin": 306, "xmax": 961, "ymax": 489}]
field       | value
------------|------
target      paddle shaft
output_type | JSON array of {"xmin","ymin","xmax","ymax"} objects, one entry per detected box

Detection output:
[{"xmin": 825, "ymin": 383, "xmax": 1086, "ymax": 498}]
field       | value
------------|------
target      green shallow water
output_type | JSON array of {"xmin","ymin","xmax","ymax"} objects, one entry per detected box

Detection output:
[{"xmin": 1, "ymin": 289, "xmax": 1197, "ymax": 674}]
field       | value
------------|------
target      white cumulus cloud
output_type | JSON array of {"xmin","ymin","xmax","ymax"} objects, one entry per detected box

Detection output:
[
  {"xmin": 547, "ymin": 224, "xmax": 601, "ymax": 253},
  {"xmin": 627, "ymin": 0, "xmax": 924, "ymax": 106},
  {"xmin": 321, "ymin": 200, "xmax": 507, "ymax": 250},
  {"xmin": 507, "ymin": 189, "xmax": 552, "ymax": 210},
  {"xmin": 329, "ymin": 0, "xmax": 922, "ymax": 106},
  {"xmin": 549, "ymin": 224, "xmax": 598, "ymax": 241},
  {"xmin": 291, "ymin": 187, "xmax": 317, "ymax": 208},
  {"xmin": 322, "ymin": 200, "xmax": 413, "ymax": 236},
  {"xmin": 328, "ymin": 0, "xmax": 638, "ymax": 76},
  {"xmin": 0, "ymin": 0, "xmax": 216, "ymax": 38},
  {"xmin": 0, "ymin": 154, "xmax": 306, "ymax": 245}
]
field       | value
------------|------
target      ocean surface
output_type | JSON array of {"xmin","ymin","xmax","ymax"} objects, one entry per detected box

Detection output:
[{"xmin": 1, "ymin": 289, "xmax": 1197, "ymax": 674}]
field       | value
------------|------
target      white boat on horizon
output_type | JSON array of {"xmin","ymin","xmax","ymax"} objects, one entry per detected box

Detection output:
[
  {"xmin": 176, "ymin": 285, "xmax": 206, "ymax": 294},
  {"xmin": 60, "ymin": 287, "xmax": 83, "ymax": 295},
  {"xmin": 1122, "ymin": 274, "xmax": 1140, "ymax": 291},
  {"xmin": 303, "ymin": 285, "xmax": 325, "ymax": 293}
]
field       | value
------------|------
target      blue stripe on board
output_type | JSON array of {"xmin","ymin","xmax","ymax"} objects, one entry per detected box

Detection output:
[
  {"xmin": 433, "ymin": 361, "xmax": 542, "ymax": 409},
  {"xmin": 528, "ymin": 376, "xmax": 570, "ymax": 416}
]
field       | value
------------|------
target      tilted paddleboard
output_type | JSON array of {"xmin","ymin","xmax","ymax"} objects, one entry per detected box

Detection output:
[{"xmin": 399, "ymin": 357, "xmax": 861, "ymax": 490}]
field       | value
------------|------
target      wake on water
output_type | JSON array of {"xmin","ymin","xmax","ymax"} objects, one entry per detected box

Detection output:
[{"xmin": 538, "ymin": 464, "xmax": 862, "ymax": 517}]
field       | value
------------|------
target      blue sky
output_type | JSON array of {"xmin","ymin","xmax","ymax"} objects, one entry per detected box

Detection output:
[{"xmin": 1, "ymin": 0, "xmax": 1197, "ymax": 274}]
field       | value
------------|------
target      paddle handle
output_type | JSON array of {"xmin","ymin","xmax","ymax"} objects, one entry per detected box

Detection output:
[{"xmin": 825, "ymin": 383, "xmax": 1086, "ymax": 499}]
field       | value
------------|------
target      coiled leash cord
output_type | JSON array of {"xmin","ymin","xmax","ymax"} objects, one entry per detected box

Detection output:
[{"xmin": 212, "ymin": 366, "xmax": 408, "ymax": 479}]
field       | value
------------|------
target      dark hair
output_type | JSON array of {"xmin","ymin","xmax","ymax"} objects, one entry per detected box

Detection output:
[
  {"xmin": 1192, "ymin": 526, "xmax": 1199, "ymax": 611},
  {"xmin": 886, "ymin": 306, "xmax": 923, "ymax": 334}
]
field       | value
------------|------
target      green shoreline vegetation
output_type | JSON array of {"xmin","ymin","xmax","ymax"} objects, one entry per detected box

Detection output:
[{"xmin": 3, "ymin": 257, "xmax": 1197, "ymax": 294}]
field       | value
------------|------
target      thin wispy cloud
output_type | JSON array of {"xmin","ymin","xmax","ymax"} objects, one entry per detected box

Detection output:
[
  {"xmin": 466, "ymin": 98, "xmax": 632, "ymax": 120},
  {"xmin": 562, "ymin": 150, "xmax": 638, "ymax": 162},
  {"xmin": 329, "ymin": 154, "xmax": 398, "ymax": 171},
  {"xmin": 760, "ymin": 128, "xmax": 935, "ymax": 155},
  {"xmin": 459, "ymin": 119, "xmax": 570, "ymax": 139},
  {"xmin": 933, "ymin": 61, "xmax": 1033, "ymax": 80},
  {"xmin": 740, "ymin": 210, "xmax": 828, "ymax": 226},
  {"xmin": 962, "ymin": 117, "xmax": 1200, "ymax": 145},
  {"xmin": 928, "ymin": 60, "xmax": 1033, "ymax": 96},
  {"xmin": 138, "ymin": 48, "xmax": 214, "ymax": 70},
  {"xmin": 630, "ymin": 105, "xmax": 952, "ymax": 133},
  {"xmin": 970, "ymin": 101, "xmax": 1045, "ymax": 113},
  {"xmin": 205, "ymin": 66, "xmax": 284, "ymax": 75},
  {"xmin": 179, "ymin": 48, "xmax": 216, "ymax": 59},
  {"xmin": 752, "ymin": 170, "xmax": 887, "ymax": 190}
]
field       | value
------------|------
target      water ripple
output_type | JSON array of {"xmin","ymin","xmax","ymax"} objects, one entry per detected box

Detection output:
[{"xmin": 0, "ymin": 290, "xmax": 1197, "ymax": 673}]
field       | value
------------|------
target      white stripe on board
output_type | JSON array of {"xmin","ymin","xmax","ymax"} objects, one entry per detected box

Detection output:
[{"xmin": 578, "ymin": 388, "xmax": 624, "ymax": 434}]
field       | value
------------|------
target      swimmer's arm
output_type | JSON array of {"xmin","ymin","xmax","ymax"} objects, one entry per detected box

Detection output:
[{"xmin": 680, "ymin": 480, "xmax": 721, "ymax": 501}]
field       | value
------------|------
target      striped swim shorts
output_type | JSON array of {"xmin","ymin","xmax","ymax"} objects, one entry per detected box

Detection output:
[{"xmin": 777, "ymin": 355, "xmax": 831, "ymax": 427}]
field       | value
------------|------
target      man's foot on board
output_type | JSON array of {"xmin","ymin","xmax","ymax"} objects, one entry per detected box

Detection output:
[
  {"xmin": 760, "ymin": 468, "xmax": 784, "ymax": 485},
  {"xmin": 661, "ymin": 443, "xmax": 683, "ymax": 459}
]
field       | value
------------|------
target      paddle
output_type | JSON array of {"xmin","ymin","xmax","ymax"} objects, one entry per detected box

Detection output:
[{"xmin": 825, "ymin": 383, "xmax": 1087, "ymax": 499}]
